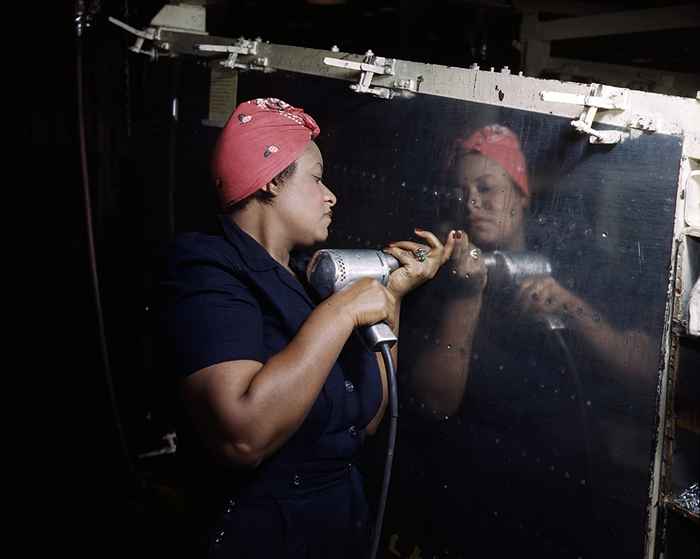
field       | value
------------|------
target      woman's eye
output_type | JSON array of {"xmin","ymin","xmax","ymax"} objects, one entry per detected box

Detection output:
[
  {"xmin": 477, "ymin": 182, "xmax": 491, "ymax": 194},
  {"xmin": 313, "ymin": 176, "xmax": 322, "ymax": 183}
]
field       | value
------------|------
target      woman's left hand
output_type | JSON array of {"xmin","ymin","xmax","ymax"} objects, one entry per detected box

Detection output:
[{"xmin": 383, "ymin": 228, "xmax": 457, "ymax": 299}]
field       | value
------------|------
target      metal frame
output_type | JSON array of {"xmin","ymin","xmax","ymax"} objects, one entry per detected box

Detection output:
[{"xmin": 648, "ymin": 148, "xmax": 699, "ymax": 559}]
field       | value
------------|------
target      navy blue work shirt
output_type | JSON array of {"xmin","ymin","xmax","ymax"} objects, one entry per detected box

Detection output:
[{"xmin": 159, "ymin": 215, "xmax": 383, "ymax": 558}]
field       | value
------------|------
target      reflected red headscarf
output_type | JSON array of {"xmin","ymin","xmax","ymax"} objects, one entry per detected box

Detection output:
[
  {"xmin": 212, "ymin": 98, "xmax": 320, "ymax": 207},
  {"xmin": 455, "ymin": 124, "xmax": 529, "ymax": 196}
]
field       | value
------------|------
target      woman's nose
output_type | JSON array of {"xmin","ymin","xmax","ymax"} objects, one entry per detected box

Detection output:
[
  {"xmin": 467, "ymin": 189, "xmax": 481, "ymax": 210},
  {"xmin": 324, "ymin": 184, "xmax": 337, "ymax": 207}
]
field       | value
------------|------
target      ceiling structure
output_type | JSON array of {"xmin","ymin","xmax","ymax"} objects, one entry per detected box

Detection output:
[{"xmin": 117, "ymin": 0, "xmax": 699, "ymax": 96}]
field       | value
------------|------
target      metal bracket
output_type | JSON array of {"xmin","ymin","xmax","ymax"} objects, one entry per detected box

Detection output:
[
  {"xmin": 540, "ymin": 84, "xmax": 629, "ymax": 144},
  {"xmin": 324, "ymin": 50, "xmax": 416, "ymax": 99},
  {"xmin": 627, "ymin": 114, "xmax": 657, "ymax": 132},
  {"xmin": 137, "ymin": 432, "xmax": 178, "ymax": 459},
  {"xmin": 109, "ymin": 4, "xmax": 208, "ymax": 60},
  {"xmin": 196, "ymin": 38, "xmax": 268, "ymax": 70},
  {"xmin": 109, "ymin": 15, "xmax": 268, "ymax": 71},
  {"xmin": 109, "ymin": 17, "xmax": 162, "ymax": 59}
]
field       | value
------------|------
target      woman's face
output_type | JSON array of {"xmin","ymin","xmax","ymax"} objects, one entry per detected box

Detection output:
[
  {"xmin": 455, "ymin": 153, "xmax": 528, "ymax": 251},
  {"xmin": 273, "ymin": 141, "xmax": 337, "ymax": 246}
]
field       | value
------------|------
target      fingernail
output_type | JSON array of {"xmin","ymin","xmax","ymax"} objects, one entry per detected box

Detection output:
[
  {"xmin": 455, "ymin": 231, "xmax": 463, "ymax": 239},
  {"xmin": 414, "ymin": 227, "xmax": 424, "ymax": 232}
]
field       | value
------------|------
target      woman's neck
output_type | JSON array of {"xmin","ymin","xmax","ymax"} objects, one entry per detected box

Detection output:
[
  {"xmin": 230, "ymin": 209, "xmax": 293, "ymax": 270},
  {"xmin": 508, "ymin": 228, "xmax": 527, "ymax": 252},
  {"xmin": 481, "ymin": 229, "xmax": 526, "ymax": 253}
]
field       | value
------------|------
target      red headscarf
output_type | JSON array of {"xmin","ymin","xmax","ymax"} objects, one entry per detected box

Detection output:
[
  {"xmin": 212, "ymin": 98, "xmax": 320, "ymax": 207},
  {"xmin": 455, "ymin": 124, "xmax": 529, "ymax": 196}
]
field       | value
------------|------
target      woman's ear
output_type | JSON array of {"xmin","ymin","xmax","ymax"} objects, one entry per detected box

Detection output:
[
  {"xmin": 520, "ymin": 192, "xmax": 530, "ymax": 210},
  {"xmin": 261, "ymin": 182, "xmax": 280, "ymax": 196}
]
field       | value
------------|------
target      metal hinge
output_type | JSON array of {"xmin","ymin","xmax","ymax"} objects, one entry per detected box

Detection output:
[
  {"xmin": 196, "ymin": 38, "xmax": 269, "ymax": 71},
  {"xmin": 323, "ymin": 50, "xmax": 417, "ymax": 99},
  {"xmin": 540, "ymin": 84, "xmax": 630, "ymax": 144}
]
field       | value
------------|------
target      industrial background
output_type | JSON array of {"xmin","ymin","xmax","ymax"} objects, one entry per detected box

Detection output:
[{"xmin": 36, "ymin": 1, "xmax": 698, "ymax": 557}]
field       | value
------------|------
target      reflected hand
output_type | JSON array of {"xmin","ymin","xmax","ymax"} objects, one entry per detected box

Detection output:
[
  {"xmin": 382, "ymin": 228, "xmax": 457, "ymax": 298},
  {"xmin": 448, "ymin": 231, "xmax": 488, "ymax": 295},
  {"xmin": 516, "ymin": 276, "xmax": 588, "ymax": 321}
]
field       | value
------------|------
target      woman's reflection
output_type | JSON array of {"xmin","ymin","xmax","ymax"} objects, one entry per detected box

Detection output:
[
  {"xmin": 411, "ymin": 124, "xmax": 655, "ymax": 416},
  {"xmin": 401, "ymin": 124, "xmax": 656, "ymax": 558}
]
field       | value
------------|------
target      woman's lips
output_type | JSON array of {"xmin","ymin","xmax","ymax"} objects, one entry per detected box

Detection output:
[{"xmin": 469, "ymin": 217, "xmax": 490, "ymax": 229}]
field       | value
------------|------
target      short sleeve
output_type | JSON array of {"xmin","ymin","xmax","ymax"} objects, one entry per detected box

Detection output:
[{"xmin": 158, "ymin": 237, "xmax": 264, "ymax": 377}]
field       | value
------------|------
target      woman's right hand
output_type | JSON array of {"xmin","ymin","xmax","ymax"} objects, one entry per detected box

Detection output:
[
  {"xmin": 448, "ymin": 231, "xmax": 488, "ymax": 295},
  {"xmin": 332, "ymin": 277, "xmax": 397, "ymax": 330}
]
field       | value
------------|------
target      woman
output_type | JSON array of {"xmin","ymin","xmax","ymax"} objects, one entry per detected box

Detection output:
[
  {"xmin": 159, "ymin": 98, "xmax": 455, "ymax": 558},
  {"xmin": 403, "ymin": 124, "xmax": 656, "ymax": 558}
]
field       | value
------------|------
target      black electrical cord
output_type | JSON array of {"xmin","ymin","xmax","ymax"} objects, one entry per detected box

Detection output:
[
  {"xmin": 77, "ymin": 33, "xmax": 135, "ymax": 477},
  {"xmin": 369, "ymin": 342, "xmax": 399, "ymax": 559}
]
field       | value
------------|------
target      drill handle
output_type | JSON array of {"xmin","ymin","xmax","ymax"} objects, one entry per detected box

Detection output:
[{"xmin": 362, "ymin": 322, "xmax": 398, "ymax": 352}]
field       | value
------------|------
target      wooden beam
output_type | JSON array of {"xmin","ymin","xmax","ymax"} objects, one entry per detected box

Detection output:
[
  {"xmin": 546, "ymin": 56, "xmax": 700, "ymax": 98},
  {"xmin": 536, "ymin": 4, "xmax": 700, "ymax": 41},
  {"xmin": 513, "ymin": 0, "xmax": 625, "ymax": 17}
]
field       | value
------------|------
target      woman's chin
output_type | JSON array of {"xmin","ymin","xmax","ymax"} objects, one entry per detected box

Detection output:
[
  {"xmin": 305, "ymin": 228, "xmax": 329, "ymax": 246},
  {"xmin": 469, "ymin": 233, "xmax": 494, "ymax": 250}
]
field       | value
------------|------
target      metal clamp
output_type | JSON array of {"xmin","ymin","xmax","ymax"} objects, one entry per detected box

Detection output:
[
  {"xmin": 570, "ymin": 120, "xmax": 623, "ymax": 144},
  {"xmin": 197, "ymin": 37, "xmax": 266, "ymax": 70},
  {"xmin": 109, "ymin": 4, "xmax": 208, "ymax": 60},
  {"xmin": 540, "ymin": 84, "xmax": 628, "ymax": 144},
  {"xmin": 324, "ymin": 50, "xmax": 415, "ymax": 99},
  {"xmin": 627, "ymin": 114, "xmax": 657, "ymax": 132},
  {"xmin": 137, "ymin": 432, "xmax": 178, "ymax": 459},
  {"xmin": 109, "ymin": 17, "xmax": 161, "ymax": 59}
]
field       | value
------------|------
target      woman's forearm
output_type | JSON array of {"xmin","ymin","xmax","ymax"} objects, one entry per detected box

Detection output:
[
  {"xmin": 411, "ymin": 294, "xmax": 483, "ymax": 416},
  {"xmin": 195, "ymin": 278, "xmax": 395, "ymax": 465},
  {"xmin": 568, "ymin": 304, "xmax": 657, "ymax": 388},
  {"xmin": 239, "ymin": 297, "xmax": 358, "ymax": 455}
]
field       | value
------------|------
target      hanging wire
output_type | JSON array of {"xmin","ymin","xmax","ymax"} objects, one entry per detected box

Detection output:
[{"xmin": 76, "ymin": 4, "xmax": 135, "ymax": 477}]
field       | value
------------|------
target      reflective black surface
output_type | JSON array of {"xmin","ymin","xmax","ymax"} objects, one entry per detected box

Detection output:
[{"xmin": 230, "ymin": 71, "xmax": 681, "ymax": 558}]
